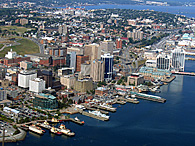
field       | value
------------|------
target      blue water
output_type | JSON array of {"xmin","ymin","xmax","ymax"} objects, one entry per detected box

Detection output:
[
  {"xmin": 76, "ymin": 4, "xmax": 195, "ymax": 18},
  {"xmin": 6, "ymin": 59, "xmax": 195, "ymax": 146}
]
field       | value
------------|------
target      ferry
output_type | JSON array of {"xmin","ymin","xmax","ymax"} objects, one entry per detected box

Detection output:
[
  {"xmin": 88, "ymin": 110, "xmax": 109, "ymax": 120},
  {"xmin": 74, "ymin": 117, "xmax": 85, "ymax": 124},
  {"xmin": 59, "ymin": 124, "xmax": 75, "ymax": 136},
  {"xmin": 36, "ymin": 120, "xmax": 51, "ymax": 129},
  {"xmin": 29, "ymin": 124, "xmax": 45, "ymax": 135},
  {"xmin": 50, "ymin": 127, "xmax": 62, "ymax": 135}
]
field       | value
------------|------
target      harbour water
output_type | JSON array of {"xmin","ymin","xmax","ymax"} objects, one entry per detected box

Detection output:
[
  {"xmin": 5, "ymin": 59, "xmax": 195, "ymax": 146},
  {"xmin": 77, "ymin": 4, "xmax": 195, "ymax": 18}
]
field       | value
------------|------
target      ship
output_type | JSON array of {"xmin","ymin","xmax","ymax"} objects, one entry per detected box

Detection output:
[
  {"xmin": 88, "ymin": 110, "xmax": 109, "ymax": 120},
  {"xmin": 74, "ymin": 117, "xmax": 85, "ymax": 124},
  {"xmin": 59, "ymin": 124, "xmax": 75, "ymax": 136},
  {"xmin": 36, "ymin": 120, "xmax": 51, "ymax": 129},
  {"xmin": 50, "ymin": 127, "xmax": 62, "ymax": 135},
  {"xmin": 29, "ymin": 124, "xmax": 45, "ymax": 135},
  {"xmin": 49, "ymin": 118, "xmax": 60, "ymax": 123}
]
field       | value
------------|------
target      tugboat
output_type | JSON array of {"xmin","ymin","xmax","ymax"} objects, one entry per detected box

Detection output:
[
  {"xmin": 74, "ymin": 117, "xmax": 85, "ymax": 124},
  {"xmin": 49, "ymin": 118, "xmax": 60, "ymax": 123},
  {"xmin": 59, "ymin": 124, "xmax": 75, "ymax": 136},
  {"xmin": 50, "ymin": 127, "xmax": 62, "ymax": 135}
]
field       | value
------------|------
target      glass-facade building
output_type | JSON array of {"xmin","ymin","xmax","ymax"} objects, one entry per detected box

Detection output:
[
  {"xmin": 156, "ymin": 53, "xmax": 171, "ymax": 70},
  {"xmin": 101, "ymin": 53, "xmax": 113, "ymax": 81},
  {"xmin": 171, "ymin": 48, "xmax": 185, "ymax": 72},
  {"xmin": 33, "ymin": 93, "xmax": 58, "ymax": 110}
]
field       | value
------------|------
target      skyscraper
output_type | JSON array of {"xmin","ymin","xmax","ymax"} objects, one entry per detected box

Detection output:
[
  {"xmin": 90, "ymin": 59, "xmax": 105, "ymax": 82},
  {"xmin": 171, "ymin": 48, "xmax": 185, "ymax": 71},
  {"xmin": 84, "ymin": 44, "xmax": 101, "ymax": 61},
  {"xmin": 100, "ymin": 40, "xmax": 115, "ymax": 55},
  {"xmin": 101, "ymin": 53, "xmax": 113, "ymax": 82},
  {"xmin": 156, "ymin": 53, "xmax": 171, "ymax": 70}
]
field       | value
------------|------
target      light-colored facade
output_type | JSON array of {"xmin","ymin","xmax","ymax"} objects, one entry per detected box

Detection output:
[
  {"xmin": 127, "ymin": 29, "xmax": 143, "ymax": 41},
  {"xmin": 5, "ymin": 49, "xmax": 17, "ymax": 59},
  {"xmin": 18, "ymin": 71, "xmax": 37, "ymax": 88},
  {"xmin": 20, "ymin": 61, "xmax": 32, "ymax": 70},
  {"xmin": 100, "ymin": 40, "xmax": 114, "ymax": 55},
  {"xmin": 171, "ymin": 48, "xmax": 185, "ymax": 71},
  {"xmin": 127, "ymin": 73, "xmax": 144, "ymax": 86},
  {"xmin": 90, "ymin": 59, "xmax": 105, "ymax": 82},
  {"xmin": 58, "ymin": 68, "xmax": 74, "ymax": 76},
  {"xmin": 29, "ymin": 78, "xmax": 45, "ymax": 93},
  {"xmin": 60, "ymin": 75, "xmax": 75, "ymax": 89},
  {"xmin": 0, "ymin": 90, "xmax": 7, "ymax": 101},
  {"xmin": 145, "ymin": 60, "xmax": 157, "ymax": 68},
  {"xmin": 84, "ymin": 44, "xmax": 101, "ymax": 61},
  {"xmin": 81, "ymin": 63, "xmax": 91, "ymax": 76}
]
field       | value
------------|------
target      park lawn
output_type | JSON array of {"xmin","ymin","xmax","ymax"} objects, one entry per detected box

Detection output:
[
  {"xmin": 0, "ymin": 25, "xmax": 31, "ymax": 34},
  {"xmin": 0, "ymin": 38, "xmax": 39, "ymax": 57}
]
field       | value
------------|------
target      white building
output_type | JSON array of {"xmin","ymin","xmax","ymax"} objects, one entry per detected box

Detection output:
[
  {"xmin": 68, "ymin": 51, "xmax": 76, "ymax": 72},
  {"xmin": 60, "ymin": 75, "xmax": 75, "ymax": 89},
  {"xmin": 18, "ymin": 71, "xmax": 37, "ymax": 88},
  {"xmin": 81, "ymin": 63, "xmax": 91, "ymax": 76},
  {"xmin": 5, "ymin": 49, "xmax": 17, "ymax": 59},
  {"xmin": 145, "ymin": 60, "xmax": 157, "ymax": 68},
  {"xmin": 171, "ymin": 48, "xmax": 185, "ymax": 72},
  {"xmin": 29, "ymin": 78, "xmax": 45, "ymax": 93}
]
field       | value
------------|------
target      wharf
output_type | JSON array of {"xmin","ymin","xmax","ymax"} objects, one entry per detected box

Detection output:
[
  {"xmin": 114, "ymin": 100, "xmax": 126, "ymax": 105},
  {"xmin": 84, "ymin": 106, "xmax": 109, "ymax": 114},
  {"xmin": 60, "ymin": 106, "xmax": 81, "ymax": 114},
  {"xmin": 81, "ymin": 111, "xmax": 109, "ymax": 121},
  {"xmin": 92, "ymin": 104, "xmax": 116, "ymax": 113},
  {"xmin": 59, "ymin": 118, "xmax": 84, "ymax": 125},
  {"xmin": 123, "ymin": 98, "xmax": 139, "ymax": 104},
  {"xmin": 161, "ymin": 76, "xmax": 176, "ymax": 83}
]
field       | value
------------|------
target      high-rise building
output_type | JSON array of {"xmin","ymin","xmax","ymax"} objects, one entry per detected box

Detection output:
[
  {"xmin": 156, "ymin": 53, "xmax": 171, "ymax": 70},
  {"xmin": 84, "ymin": 44, "xmax": 101, "ymax": 61},
  {"xmin": 101, "ymin": 53, "xmax": 113, "ymax": 81},
  {"xmin": 0, "ymin": 67, "xmax": 6, "ymax": 80},
  {"xmin": 100, "ymin": 40, "xmax": 115, "ymax": 55},
  {"xmin": 49, "ymin": 47, "xmax": 67, "ymax": 57},
  {"xmin": 74, "ymin": 79, "xmax": 93, "ymax": 92},
  {"xmin": 90, "ymin": 59, "xmax": 105, "ymax": 82},
  {"xmin": 171, "ymin": 48, "xmax": 185, "ymax": 71},
  {"xmin": 116, "ymin": 38, "xmax": 122, "ymax": 49},
  {"xmin": 58, "ymin": 24, "xmax": 68, "ymax": 35},
  {"xmin": 127, "ymin": 29, "xmax": 143, "ymax": 41},
  {"xmin": 81, "ymin": 62, "xmax": 91, "ymax": 76},
  {"xmin": 18, "ymin": 71, "xmax": 37, "ymax": 88},
  {"xmin": 0, "ymin": 90, "xmax": 7, "ymax": 101},
  {"xmin": 66, "ymin": 51, "xmax": 76, "ymax": 72},
  {"xmin": 76, "ymin": 55, "xmax": 89, "ymax": 72},
  {"xmin": 29, "ymin": 78, "xmax": 45, "ymax": 93},
  {"xmin": 41, "ymin": 70, "xmax": 53, "ymax": 88},
  {"xmin": 60, "ymin": 75, "xmax": 75, "ymax": 89}
]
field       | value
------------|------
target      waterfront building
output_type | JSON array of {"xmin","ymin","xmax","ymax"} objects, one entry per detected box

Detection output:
[
  {"xmin": 101, "ymin": 53, "xmax": 113, "ymax": 82},
  {"xmin": 156, "ymin": 53, "xmax": 171, "ymax": 70},
  {"xmin": 29, "ymin": 78, "xmax": 45, "ymax": 93},
  {"xmin": 145, "ymin": 60, "xmax": 157, "ymax": 68},
  {"xmin": 74, "ymin": 78, "xmax": 93, "ymax": 93},
  {"xmin": 84, "ymin": 44, "xmax": 101, "ymax": 61},
  {"xmin": 139, "ymin": 66, "xmax": 172, "ymax": 80},
  {"xmin": 60, "ymin": 75, "xmax": 75, "ymax": 89},
  {"xmin": 127, "ymin": 73, "xmax": 144, "ymax": 86},
  {"xmin": 95, "ymin": 87, "xmax": 108, "ymax": 96},
  {"xmin": 18, "ymin": 70, "xmax": 37, "ymax": 88},
  {"xmin": 171, "ymin": 48, "xmax": 185, "ymax": 71},
  {"xmin": 33, "ymin": 93, "xmax": 58, "ymax": 110},
  {"xmin": 90, "ymin": 59, "xmax": 105, "ymax": 82}
]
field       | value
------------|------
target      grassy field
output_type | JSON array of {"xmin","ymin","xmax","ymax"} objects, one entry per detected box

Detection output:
[
  {"xmin": 0, "ymin": 38, "xmax": 39, "ymax": 57},
  {"xmin": 0, "ymin": 25, "xmax": 32, "ymax": 34}
]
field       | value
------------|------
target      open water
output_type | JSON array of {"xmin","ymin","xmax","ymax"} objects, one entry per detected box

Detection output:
[{"xmin": 5, "ymin": 59, "xmax": 195, "ymax": 146}]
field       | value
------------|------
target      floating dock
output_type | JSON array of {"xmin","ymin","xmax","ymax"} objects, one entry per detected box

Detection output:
[
  {"xmin": 130, "ymin": 91, "xmax": 166, "ymax": 103},
  {"xmin": 81, "ymin": 111, "xmax": 109, "ymax": 121}
]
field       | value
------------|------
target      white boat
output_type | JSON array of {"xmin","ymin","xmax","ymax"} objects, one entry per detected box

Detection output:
[
  {"xmin": 99, "ymin": 103, "xmax": 116, "ymax": 111},
  {"xmin": 88, "ymin": 110, "xmax": 109, "ymax": 119},
  {"xmin": 29, "ymin": 124, "xmax": 44, "ymax": 135},
  {"xmin": 59, "ymin": 124, "xmax": 75, "ymax": 136},
  {"xmin": 37, "ymin": 120, "xmax": 51, "ymax": 129}
]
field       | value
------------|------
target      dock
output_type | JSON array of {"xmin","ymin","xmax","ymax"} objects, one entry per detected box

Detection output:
[
  {"xmin": 130, "ymin": 91, "xmax": 166, "ymax": 103},
  {"xmin": 83, "ymin": 105, "xmax": 109, "ymax": 114},
  {"xmin": 123, "ymin": 98, "xmax": 139, "ymax": 104},
  {"xmin": 113, "ymin": 100, "xmax": 126, "ymax": 105},
  {"xmin": 81, "ymin": 111, "xmax": 109, "ymax": 121}
]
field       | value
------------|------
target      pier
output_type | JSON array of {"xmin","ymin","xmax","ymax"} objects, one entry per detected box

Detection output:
[
  {"xmin": 81, "ymin": 111, "xmax": 109, "ymax": 121},
  {"xmin": 171, "ymin": 71, "xmax": 195, "ymax": 76},
  {"xmin": 81, "ymin": 104, "xmax": 109, "ymax": 114},
  {"xmin": 92, "ymin": 104, "xmax": 116, "ymax": 112},
  {"xmin": 130, "ymin": 91, "xmax": 166, "ymax": 103}
]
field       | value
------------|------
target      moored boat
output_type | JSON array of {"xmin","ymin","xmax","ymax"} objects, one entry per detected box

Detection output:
[
  {"xmin": 59, "ymin": 124, "xmax": 75, "ymax": 136},
  {"xmin": 29, "ymin": 124, "xmax": 44, "ymax": 135},
  {"xmin": 50, "ymin": 127, "xmax": 62, "ymax": 135}
]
